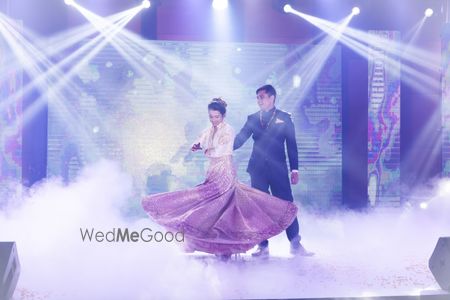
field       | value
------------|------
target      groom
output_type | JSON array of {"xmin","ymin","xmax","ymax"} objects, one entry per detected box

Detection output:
[{"xmin": 233, "ymin": 84, "xmax": 313, "ymax": 257}]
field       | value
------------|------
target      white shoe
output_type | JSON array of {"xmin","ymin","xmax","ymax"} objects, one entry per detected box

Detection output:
[
  {"xmin": 251, "ymin": 245, "xmax": 269, "ymax": 258},
  {"xmin": 290, "ymin": 237, "xmax": 314, "ymax": 256}
]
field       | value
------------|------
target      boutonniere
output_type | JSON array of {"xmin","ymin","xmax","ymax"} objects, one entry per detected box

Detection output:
[{"xmin": 275, "ymin": 118, "xmax": 284, "ymax": 124}]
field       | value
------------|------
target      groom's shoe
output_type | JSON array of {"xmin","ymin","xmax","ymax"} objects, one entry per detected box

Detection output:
[
  {"xmin": 290, "ymin": 236, "xmax": 314, "ymax": 256},
  {"xmin": 251, "ymin": 245, "xmax": 269, "ymax": 258}
]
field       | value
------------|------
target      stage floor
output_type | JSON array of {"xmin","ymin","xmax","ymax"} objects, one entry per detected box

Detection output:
[
  {"xmin": 12, "ymin": 233, "xmax": 445, "ymax": 300},
  {"xmin": 5, "ymin": 163, "xmax": 450, "ymax": 300}
]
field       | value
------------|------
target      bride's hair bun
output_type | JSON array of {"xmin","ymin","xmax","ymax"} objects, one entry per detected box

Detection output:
[
  {"xmin": 212, "ymin": 97, "xmax": 227, "ymax": 108},
  {"xmin": 208, "ymin": 97, "xmax": 227, "ymax": 115}
]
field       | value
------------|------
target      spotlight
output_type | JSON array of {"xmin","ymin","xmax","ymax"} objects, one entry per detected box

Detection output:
[
  {"xmin": 142, "ymin": 0, "xmax": 151, "ymax": 8},
  {"xmin": 212, "ymin": 0, "xmax": 228, "ymax": 10},
  {"xmin": 64, "ymin": 0, "xmax": 75, "ymax": 6},
  {"xmin": 420, "ymin": 202, "xmax": 429, "ymax": 209},
  {"xmin": 425, "ymin": 8, "xmax": 433, "ymax": 17},
  {"xmin": 283, "ymin": 4, "xmax": 293, "ymax": 13},
  {"xmin": 352, "ymin": 7, "xmax": 360, "ymax": 16},
  {"xmin": 293, "ymin": 75, "xmax": 302, "ymax": 88}
]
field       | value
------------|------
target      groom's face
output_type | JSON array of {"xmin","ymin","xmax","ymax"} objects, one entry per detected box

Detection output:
[{"xmin": 256, "ymin": 90, "xmax": 275, "ymax": 112}]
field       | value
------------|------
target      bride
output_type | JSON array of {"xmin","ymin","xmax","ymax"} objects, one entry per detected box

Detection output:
[{"xmin": 142, "ymin": 98, "xmax": 298, "ymax": 257}]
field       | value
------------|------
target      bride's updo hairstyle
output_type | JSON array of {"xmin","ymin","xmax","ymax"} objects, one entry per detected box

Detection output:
[{"xmin": 208, "ymin": 97, "xmax": 227, "ymax": 116}]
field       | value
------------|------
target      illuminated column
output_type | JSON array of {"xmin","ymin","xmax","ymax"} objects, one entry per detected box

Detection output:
[
  {"xmin": 0, "ymin": 22, "xmax": 23, "ymax": 194},
  {"xmin": 441, "ymin": 24, "xmax": 450, "ymax": 177},
  {"xmin": 367, "ymin": 30, "xmax": 401, "ymax": 207}
]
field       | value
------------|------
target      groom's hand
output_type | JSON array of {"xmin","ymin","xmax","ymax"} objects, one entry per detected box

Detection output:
[{"xmin": 290, "ymin": 171, "xmax": 299, "ymax": 185}]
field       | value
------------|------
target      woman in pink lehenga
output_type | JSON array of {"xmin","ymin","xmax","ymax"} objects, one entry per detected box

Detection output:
[{"xmin": 142, "ymin": 98, "xmax": 298, "ymax": 257}]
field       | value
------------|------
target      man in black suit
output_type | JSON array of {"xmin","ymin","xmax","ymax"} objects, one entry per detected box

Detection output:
[{"xmin": 233, "ymin": 84, "xmax": 313, "ymax": 257}]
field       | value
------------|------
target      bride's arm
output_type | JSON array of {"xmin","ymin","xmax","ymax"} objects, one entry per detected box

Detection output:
[
  {"xmin": 192, "ymin": 128, "xmax": 209, "ymax": 151},
  {"xmin": 212, "ymin": 125, "xmax": 235, "ymax": 156}
]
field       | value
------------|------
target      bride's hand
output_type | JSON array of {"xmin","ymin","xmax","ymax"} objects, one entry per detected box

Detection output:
[{"xmin": 191, "ymin": 143, "xmax": 202, "ymax": 151}]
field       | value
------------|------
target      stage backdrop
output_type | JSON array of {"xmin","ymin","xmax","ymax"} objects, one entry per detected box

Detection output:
[
  {"xmin": 0, "ymin": 26, "xmax": 23, "ymax": 205},
  {"xmin": 46, "ymin": 40, "xmax": 342, "ymax": 212},
  {"xmin": 367, "ymin": 31, "xmax": 401, "ymax": 208}
]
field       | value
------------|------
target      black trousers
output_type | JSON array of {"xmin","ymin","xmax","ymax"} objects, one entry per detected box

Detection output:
[{"xmin": 249, "ymin": 163, "xmax": 300, "ymax": 247}]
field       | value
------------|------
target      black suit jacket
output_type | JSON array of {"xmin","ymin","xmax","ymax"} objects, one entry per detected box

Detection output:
[{"xmin": 233, "ymin": 108, "xmax": 298, "ymax": 174}]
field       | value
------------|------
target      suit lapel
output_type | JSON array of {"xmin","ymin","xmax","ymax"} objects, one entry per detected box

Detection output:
[{"xmin": 265, "ymin": 109, "xmax": 278, "ymax": 131}]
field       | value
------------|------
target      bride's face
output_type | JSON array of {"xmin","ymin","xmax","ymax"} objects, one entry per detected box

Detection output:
[{"xmin": 209, "ymin": 109, "xmax": 224, "ymax": 127}]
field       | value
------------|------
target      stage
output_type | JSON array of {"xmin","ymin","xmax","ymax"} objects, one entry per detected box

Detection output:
[
  {"xmin": 1, "ymin": 0, "xmax": 450, "ymax": 299},
  {"xmin": 2, "ymin": 161, "xmax": 449, "ymax": 299}
]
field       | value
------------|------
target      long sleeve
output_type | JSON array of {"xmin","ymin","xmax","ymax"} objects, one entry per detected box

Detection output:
[
  {"xmin": 285, "ymin": 114, "xmax": 299, "ymax": 171},
  {"xmin": 233, "ymin": 116, "xmax": 252, "ymax": 150},
  {"xmin": 196, "ymin": 123, "xmax": 234, "ymax": 158},
  {"xmin": 193, "ymin": 127, "xmax": 209, "ymax": 149},
  {"xmin": 212, "ymin": 125, "xmax": 235, "ymax": 157}
]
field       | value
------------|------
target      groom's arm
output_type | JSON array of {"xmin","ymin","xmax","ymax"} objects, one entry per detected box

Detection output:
[
  {"xmin": 285, "ymin": 114, "xmax": 299, "ymax": 171},
  {"xmin": 233, "ymin": 116, "xmax": 252, "ymax": 150}
]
